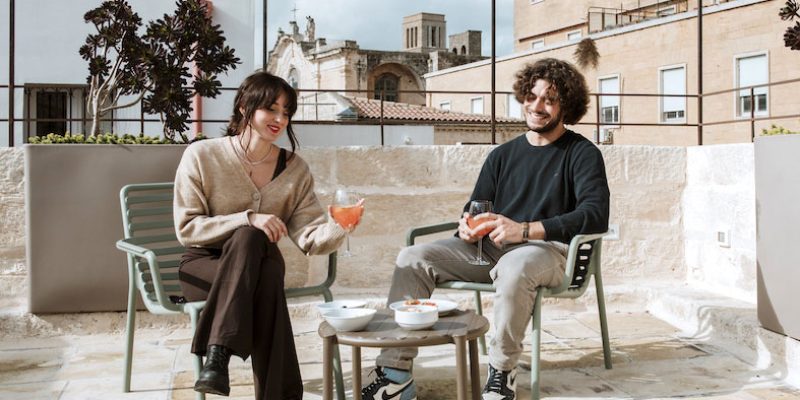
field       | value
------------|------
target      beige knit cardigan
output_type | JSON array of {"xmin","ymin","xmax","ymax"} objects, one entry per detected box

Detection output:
[{"xmin": 173, "ymin": 136, "xmax": 346, "ymax": 255}]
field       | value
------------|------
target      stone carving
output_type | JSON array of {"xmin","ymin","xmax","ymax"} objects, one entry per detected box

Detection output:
[{"xmin": 306, "ymin": 16, "xmax": 315, "ymax": 41}]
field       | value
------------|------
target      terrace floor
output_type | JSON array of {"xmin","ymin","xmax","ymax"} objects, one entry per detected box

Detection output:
[{"xmin": 2, "ymin": 288, "xmax": 800, "ymax": 400}]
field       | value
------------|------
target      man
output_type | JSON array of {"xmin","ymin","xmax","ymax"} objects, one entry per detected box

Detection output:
[{"xmin": 362, "ymin": 58, "xmax": 610, "ymax": 400}]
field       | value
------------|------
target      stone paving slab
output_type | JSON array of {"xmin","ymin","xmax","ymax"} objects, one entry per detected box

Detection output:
[{"xmin": 2, "ymin": 308, "xmax": 800, "ymax": 400}]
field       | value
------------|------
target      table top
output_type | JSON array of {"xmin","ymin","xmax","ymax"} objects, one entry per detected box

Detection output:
[{"xmin": 318, "ymin": 309, "xmax": 489, "ymax": 348}]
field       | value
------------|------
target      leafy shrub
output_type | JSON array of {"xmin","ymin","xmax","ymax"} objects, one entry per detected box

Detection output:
[
  {"xmin": 28, "ymin": 132, "xmax": 207, "ymax": 144},
  {"xmin": 761, "ymin": 124, "xmax": 800, "ymax": 136}
]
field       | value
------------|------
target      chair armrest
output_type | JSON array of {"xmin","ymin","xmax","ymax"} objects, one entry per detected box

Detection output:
[
  {"xmin": 116, "ymin": 238, "xmax": 157, "ymax": 259},
  {"xmin": 549, "ymin": 232, "xmax": 608, "ymax": 294},
  {"xmin": 406, "ymin": 222, "xmax": 459, "ymax": 246}
]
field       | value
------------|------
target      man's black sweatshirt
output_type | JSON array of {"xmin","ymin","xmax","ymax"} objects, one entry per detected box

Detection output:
[{"xmin": 465, "ymin": 130, "xmax": 610, "ymax": 244}]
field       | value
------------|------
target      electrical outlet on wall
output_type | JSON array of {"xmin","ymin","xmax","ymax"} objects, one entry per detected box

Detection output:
[
  {"xmin": 605, "ymin": 223, "xmax": 620, "ymax": 241},
  {"xmin": 716, "ymin": 229, "xmax": 731, "ymax": 248}
]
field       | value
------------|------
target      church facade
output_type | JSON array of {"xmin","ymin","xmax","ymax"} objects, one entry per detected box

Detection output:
[{"xmin": 266, "ymin": 12, "xmax": 486, "ymax": 110}]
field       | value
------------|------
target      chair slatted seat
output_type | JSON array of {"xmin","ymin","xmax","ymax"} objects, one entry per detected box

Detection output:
[{"xmin": 117, "ymin": 182, "xmax": 346, "ymax": 400}]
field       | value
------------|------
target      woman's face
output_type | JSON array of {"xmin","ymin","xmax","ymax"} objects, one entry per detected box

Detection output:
[{"xmin": 246, "ymin": 92, "xmax": 291, "ymax": 142}]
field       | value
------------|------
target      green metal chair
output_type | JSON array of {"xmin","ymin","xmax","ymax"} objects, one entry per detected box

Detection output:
[
  {"xmin": 407, "ymin": 222, "xmax": 612, "ymax": 400},
  {"xmin": 116, "ymin": 182, "xmax": 346, "ymax": 400}
]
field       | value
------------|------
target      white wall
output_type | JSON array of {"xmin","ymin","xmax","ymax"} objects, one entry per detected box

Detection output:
[
  {"xmin": 0, "ymin": 0, "xmax": 256, "ymax": 146},
  {"xmin": 278, "ymin": 124, "xmax": 435, "ymax": 147},
  {"xmin": 683, "ymin": 144, "xmax": 756, "ymax": 302}
]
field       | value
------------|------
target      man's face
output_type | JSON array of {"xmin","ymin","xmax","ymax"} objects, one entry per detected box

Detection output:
[{"xmin": 523, "ymin": 79, "xmax": 564, "ymax": 135}]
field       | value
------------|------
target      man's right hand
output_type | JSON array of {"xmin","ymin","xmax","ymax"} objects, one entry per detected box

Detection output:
[{"xmin": 249, "ymin": 213, "xmax": 288, "ymax": 243}]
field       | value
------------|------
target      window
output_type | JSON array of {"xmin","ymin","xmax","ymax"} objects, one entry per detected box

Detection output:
[
  {"xmin": 657, "ymin": 5, "xmax": 677, "ymax": 16},
  {"xmin": 567, "ymin": 30, "xmax": 582, "ymax": 41},
  {"xmin": 36, "ymin": 91, "xmax": 68, "ymax": 137},
  {"xmin": 470, "ymin": 97, "xmax": 484, "ymax": 114},
  {"xmin": 440, "ymin": 101, "xmax": 451, "ymax": 111},
  {"xmin": 598, "ymin": 75, "xmax": 620, "ymax": 125},
  {"xmin": 531, "ymin": 39, "xmax": 545, "ymax": 50},
  {"xmin": 507, "ymin": 95, "xmax": 522, "ymax": 119},
  {"xmin": 659, "ymin": 65, "xmax": 686, "ymax": 123},
  {"xmin": 374, "ymin": 73, "xmax": 399, "ymax": 102},
  {"xmin": 736, "ymin": 53, "xmax": 768, "ymax": 117},
  {"xmin": 288, "ymin": 67, "xmax": 299, "ymax": 89}
]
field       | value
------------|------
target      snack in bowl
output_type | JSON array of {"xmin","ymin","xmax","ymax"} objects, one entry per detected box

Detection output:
[
  {"xmin": 321, "ymin": 308, "xmax": 376, "ymax": 332},
  {"xmin": 390, "ymin": 298, "xmax": 458, "ymax": 316},
  {"xmin": 394, "ymin": 304, "xmax": 438, "ymax": 330}
]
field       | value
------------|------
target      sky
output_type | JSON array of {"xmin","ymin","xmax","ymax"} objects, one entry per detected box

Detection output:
[{"xmin": 267, "ymin": 0, "xmax": 516, "ymax": 57}]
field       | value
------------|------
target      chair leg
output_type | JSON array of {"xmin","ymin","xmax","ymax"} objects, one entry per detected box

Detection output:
[
  {"xmin": 322, "ymin": 289, "xmax": 347, "ymax": 400},
  {"xmin": 188, "ymin": 308, "xmax": 206, "ymax": 400},
  {"xmin": 594, "ymin": 270, "xmax": 613, "ymax": 370},
  {"xmin": 474, "ymin": 291, "xmax": 487, "ymax": 355},
  {"xmin": 530, "ymin": 291, "xmax": 543, "ymax": 400},
  {"xmin": 123, "ymin": 280, "xmax": 136, "ymax": 392}
]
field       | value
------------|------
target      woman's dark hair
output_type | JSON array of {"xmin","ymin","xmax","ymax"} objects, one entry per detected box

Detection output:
[
  {"xmin": 512, "ymin": 58, "xmax": 590, "ymax": 125},
  {"xmin": 225, "ymin": 71, "xmax": 299, "ymax": 158}
]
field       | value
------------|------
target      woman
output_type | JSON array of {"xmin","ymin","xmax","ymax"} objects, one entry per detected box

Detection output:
[{"xmin": 173, "ymin": 72, "xmax": 356, "ymax": 399}]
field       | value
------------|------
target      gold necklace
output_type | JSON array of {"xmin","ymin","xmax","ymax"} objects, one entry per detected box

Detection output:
[{"xmin": 236, "ymin": 134, "xmax": 274, "ymax": 166}]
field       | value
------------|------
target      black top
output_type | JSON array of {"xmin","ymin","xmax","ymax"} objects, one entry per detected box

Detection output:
[
  {"xmin": 272, "ymin": 148, "xmax": 287, "ymax": 180},
  {"xmin": 465, "ymin": 130, "xmax": 610, "ymax": 243}
]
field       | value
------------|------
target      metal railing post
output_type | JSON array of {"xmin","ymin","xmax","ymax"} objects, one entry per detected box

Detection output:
[
  {"xmin": 594, "ymin": 94, "xmax": 601, "ymax": 144},
  {"xmin": 380, "ymin": 89, "xmax": 385, "ymax": 146},
  {"xmin": 750, "ymin": 86, "xmax": 755, "ymax": 142},
  {"xmin": 8, "ymin": 0, "xmax": 15, "ymax": 146}
]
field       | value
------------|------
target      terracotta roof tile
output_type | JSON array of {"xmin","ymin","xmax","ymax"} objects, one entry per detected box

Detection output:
[{"xmin": 342, "ymin": 96, "xmax": 524, "ymax": 123}]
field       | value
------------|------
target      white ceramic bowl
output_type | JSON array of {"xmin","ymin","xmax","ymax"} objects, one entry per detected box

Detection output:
[
  {"xmin": 394, "ymin": 305, "xmax": 438, "ymax": 330},
  {"xmin": 322, "ymin": 308, "xmax": 376, "ymax": 332},
  {"xmin": 316, "ymin": 300, "xmax": 367, "ymax": 314}
]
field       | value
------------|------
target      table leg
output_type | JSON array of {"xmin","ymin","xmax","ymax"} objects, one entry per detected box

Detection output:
[
  {"xmin": 469, "ymin": 339, "xmax": 481, "ymax": 400},
  {"xmin": 323, "ymin": 336, "xmax": 333, "ymax": 400},
  {"xmin": 353, "ymin": 346, "xmax": 362, "ymax": 400},
  {"xmin": 455, "ymin": 335, "xmax": 468, "ymax": 400}
]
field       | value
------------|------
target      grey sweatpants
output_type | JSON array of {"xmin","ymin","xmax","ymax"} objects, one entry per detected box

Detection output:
[{"xmin": 376, "ymin": 237, "xmax": 567, "ymax": 372}]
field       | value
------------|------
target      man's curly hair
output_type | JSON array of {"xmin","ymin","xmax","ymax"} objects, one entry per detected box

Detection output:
[{"xmin": 513, "ymin": 58, "xmax": 590, "ymax": 125}]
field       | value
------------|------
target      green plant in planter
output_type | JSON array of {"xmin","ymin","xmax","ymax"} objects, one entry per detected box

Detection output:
[
  {"xmin": 761, "ymin": 124, "xmax": 800, "ymax": 136},
  {"xmin": 28, "ymin": 132, "xmax": 207, "ymax": 144},
  {"xmin": 80, "ymin": 0, "xmax": 240, "ymax": 143}
]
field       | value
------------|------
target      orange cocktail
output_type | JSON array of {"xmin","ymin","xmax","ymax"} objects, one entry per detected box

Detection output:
[
  {"xmin": 467, "ymin": 215, "xmax": 495, "ymax": 237},
  {"xmin": 331, "ymin": 205, "xmax": 362, "ymax": 229}
]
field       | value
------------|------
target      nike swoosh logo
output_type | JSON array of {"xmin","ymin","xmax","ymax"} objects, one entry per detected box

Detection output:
[
  {"xmin": 381, "ymin": 381, "xmax": 413, "ymax": 400},
  {"xmin": 509, "ymin": 373, "xmax": 516, "ymax": 387}
]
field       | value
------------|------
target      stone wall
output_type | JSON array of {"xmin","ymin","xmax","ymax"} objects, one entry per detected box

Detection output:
[
  {"xmin": 0, "ymin": 148, "xmax": 26, "ymax": 311},
  {"xmin": 684, "ymin": 144, "xmax": 756, "ymax": 302},
  {"xmin": 0, "ymin": 144, "xmax": 754, "ymax": 308}
]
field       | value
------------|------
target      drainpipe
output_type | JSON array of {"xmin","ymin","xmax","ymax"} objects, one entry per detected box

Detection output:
[{"xmin": 192, "ymin": 0, "xmax": 214, "ymax": 138}]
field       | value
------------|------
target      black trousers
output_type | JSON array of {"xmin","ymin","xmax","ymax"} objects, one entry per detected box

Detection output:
[{"xmin": 179, "ymin": 226, "xmax": 303, "ymax": 400}]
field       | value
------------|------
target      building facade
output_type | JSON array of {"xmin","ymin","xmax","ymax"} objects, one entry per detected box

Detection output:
[
  {"xmin": 426, "ymin": 0, "xmax": 800, "ymax": 146},
  {"xmin": 267, "ymin": 12, "xmax": 487, "ymax": 114}
]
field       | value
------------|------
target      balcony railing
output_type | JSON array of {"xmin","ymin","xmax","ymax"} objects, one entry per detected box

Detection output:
[{"xmin": 2, "ymin": 77, "xmax": 799, "ymax": 147}]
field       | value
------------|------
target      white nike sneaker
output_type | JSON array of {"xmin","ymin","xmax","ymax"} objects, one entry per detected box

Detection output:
[
  {"xmin": 482, "ymin": 365, "xmax": 517, "ymax": 400},
  {"xmin": 361, "ymin": 367, "xmax": 417, "ymax": 400}
]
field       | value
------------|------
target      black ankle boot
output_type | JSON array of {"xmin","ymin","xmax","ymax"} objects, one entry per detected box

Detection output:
[{"xmin": 194, "ymin": 345, "xmax": 232, "ymax": 396}]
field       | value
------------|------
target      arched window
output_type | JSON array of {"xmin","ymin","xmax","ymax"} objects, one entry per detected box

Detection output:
[
  {"xmin": 452, "ymin": 48, "xmax": 458, "ymax": 54},
  {"xmin": 461, "ymin": 45, "xmax": 467, "ymax": 55},
  {"xmin": 288, "ymin": 67, "xmax": 299, "ymax": 89},
  {"xmin": 374, "ymin": 73, "xmax": 399, "ymax": 102}
]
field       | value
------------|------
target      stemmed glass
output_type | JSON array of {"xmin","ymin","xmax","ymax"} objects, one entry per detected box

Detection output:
[
  {"xmin": 467, "ymin": 200, "xmax": 494, "ymax": 265},
  {"xmin": 331, "ymin": 189, "xmax": 363, "ymax": 257}
]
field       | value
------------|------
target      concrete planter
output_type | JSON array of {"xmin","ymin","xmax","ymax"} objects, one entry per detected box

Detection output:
[
  {"xmin": 25, "ymin": 144, "xmax": 187, "ymax": 313},
  {"xmin": 755, "ymin": 135, "xmax": 800, "ymax": 340}
]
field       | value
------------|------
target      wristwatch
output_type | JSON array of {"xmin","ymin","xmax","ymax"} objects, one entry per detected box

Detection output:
[{"xmin": 521, "ymin": 221, "xmax": 529, "ymax": 241}]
